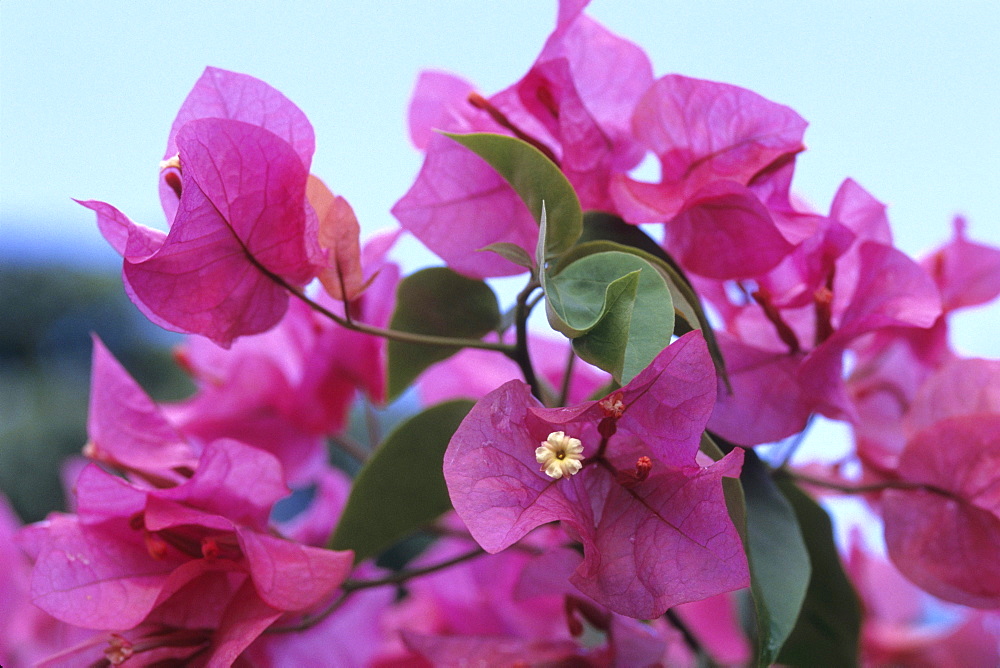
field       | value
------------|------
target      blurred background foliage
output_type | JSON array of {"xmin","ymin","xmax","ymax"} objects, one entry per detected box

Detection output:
[{"xmin": 0, "ymin": 262, "xmax": 191, "ymax": 523}]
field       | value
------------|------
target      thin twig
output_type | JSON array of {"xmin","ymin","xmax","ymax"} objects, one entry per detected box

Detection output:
[
  {"xmin": 557, "ymin": 346, "xmax": 576, "ymax": 407},
  {"xmin": 328, "ymin": 432, "xmax": 369, "ymax": 463},
  {"xmin": 229, "ymin": 222, "xmax": 513, "ymax": 353},
  {"xmin": 293, "ymin": 285, "xmax": 512, "ymax": 352},
  {"xmin": 264, "ymin": 591, "xmax": 354, "ymax": 634},
  {"xmin": 512, "ymin": 278, "xmax": 544, "ymax": 402},
  {"xmin": 259, "ymin": 261, "xmax": 514, "ymax": 353},
  {"xmin": 266, "ymin": 547, "xmax": 486, "ymax": 635},
  {"xmin": 781, "ymin": 470, "xmax": 951, "ymax": 497},
  {"xmin": 664, "ymin": 608, "xmax": 709, "ymax": 661},
  {"xmin": 343, "ymin": 546, "xmax": 485, "ymax": 593}
]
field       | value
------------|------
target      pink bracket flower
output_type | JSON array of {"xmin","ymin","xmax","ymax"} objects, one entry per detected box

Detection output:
[
  {"xmin": 706, "ymin": 180, "xmax": 942, "ymax": 445},
  {"xmin": 444, "ymin": 332, "xmax": 748, "ymax": 619},
  {"xmin": 24, "ymin": 439, "xmax": 352, "ymax": 662},
  {"xmin": 81, "ymin": 68, "xmax": 327, "ymax": 346},
  {"xmin": 392, "ymin": 0, "xmax": 653, "ymax": 278}
]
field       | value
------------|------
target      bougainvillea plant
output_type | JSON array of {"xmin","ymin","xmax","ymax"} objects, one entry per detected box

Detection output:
[{"xmin": 6, "ymin": 1, "xmax": 1000, "ymax": 666}]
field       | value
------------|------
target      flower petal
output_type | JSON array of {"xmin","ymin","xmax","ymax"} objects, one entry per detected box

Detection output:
[{"xmin": 884, "ymin": 415, "xmax": 1000, "ymax": 608}]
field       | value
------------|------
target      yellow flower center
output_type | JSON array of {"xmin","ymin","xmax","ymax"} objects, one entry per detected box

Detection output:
[{"xmin": 536, "ymin": 431, "xmax": 584, "ymax": 479}]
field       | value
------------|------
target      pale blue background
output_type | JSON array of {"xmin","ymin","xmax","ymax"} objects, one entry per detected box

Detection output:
[{"xmin": 3, "ymin": 0, "xmax": 998, "ymax": 359}]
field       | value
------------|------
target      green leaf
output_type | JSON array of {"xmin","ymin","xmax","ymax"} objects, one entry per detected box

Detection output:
[
  {"xmin": 579, "ymin": 211, "xmax": 673, "ymax": 261},
  {"xmin": 387, "ymin": 268, "xmax": 500, "ymax": 400},
  {"xmin": 545, "ymin": 250, "xmax": 673, "ymax": 384},
  {"xmin": 328, "ymin": 400, "xmax": 475, "ymax": 563},
  {"xmin": 571, "ymin": 270, "xmax": 640, "ymax": 382},
  {"xmin": 741, "ymin": 450, "xmax": 811, "ymax": 667},
  {"xmin": 556, "ymin": 219, "xmax": 730, "ymax": 389},
  {"xmin": 775, "ymin": 477, "xmax": 862, "ymax": 667},
  {"xmin": 479, "ymin": 242, "xmax": 535, "ymax": 271},
  {"xmin": 553, "ymin": 239, "xmax": 692, "ymax": 325},
  {"xmin": 537, "ymin": 203, "xmax": 562, "ymax": 335},
  {"xmin": 700, "ymin": 433, "xmax": 750, "ymax": 555},
  {"xmin": 551, "ymin": 238, "xmax": 704, "ymax": 343},
  {"xmin": 577, "ymin": 212, "xmax": 697, "ymax": 328},
  {"xmin": 536, "ymin": 202, "xmax": 550, "ymax": 279},
  {"xmin": 444, "ymin": 132, "xmax": 582, "ymax": 262},
  {"xmin": 699, "ymin": 431, "xmax": 728, "ymax": 461}
]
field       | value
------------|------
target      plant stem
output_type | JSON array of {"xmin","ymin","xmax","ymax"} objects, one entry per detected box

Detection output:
[
  {"xmin": 328, "ymin": 433, "xmax": 368, "ymax": 463},
  {"xmin": 512, "ymin": 278, "xmax": 545, "ymax": 402},
  {"xmin": 780, "ymin": 470, "xmax": 951, "ymax": 497},
  {"xmin": 252, "ymin": 255, "xmax": 514, "ymax": 353},
  {"xmin": 289, "ymin": 285, "xmax": 513, "ymax": 353},
  {"xmin": 665, "ymin": 608, "xmax": 718, "ymax": 666},
  {"xmin": 343, "ymin": 547, "xmax": 485, "ymax": 593},
  {"xmin": 266, "ymin": 547, "xmax": 485, "ymax": 634},
  {"xmin": 558, "ymin": 346, "xmax": 576, "ymax": 406}
]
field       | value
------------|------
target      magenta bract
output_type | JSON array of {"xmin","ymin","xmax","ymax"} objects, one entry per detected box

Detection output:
[
  {"xmin": 393, "ymin": 0, "xmax": 652, "ymax": 278},
  {"xmin": 444, "ymin": 332, "xmax": 748, "ymax": 618},
  {"xmin": 418, "ymin": 333, "xmax": 608, "ymax": 406},
  {"xmin": 86, "ymin": 336, "xmax": 197, "ymax": 483},
  {"xmin": 161, "ymin": 67, "xmax": 316, "ymax": 224},
  {"xmin": 83, "ymin": 67, "xmax": 326, "ymax": 347},
  {"xmin": 707, "ymin": 180, "xmax": 942, "ymax": 445},
  {"xmin": 921, "ymin": 216, "xmax": 1000, "ymax": 313},
  {"xmin": 611, "ymin": 73, "xmax": 807, "ymax": 223},
  {"xmin": 378, "ymin": 529, "xmax": 680, "ymax": 665},
  {"xmin": 848, "ymin": 538, "xmax": 1000, "ymax": 666},
  {"xmin": 883, "ymin": 414, "xmax": 1000, "ymax": 608},
  {"xmin": 663, "ymin": 180, "xmax": 794, "ymax": 280},
  {"xmin": 27, "ymin": 440, "xmax": 352, "ymax": 639},
  {"xmin": 165, "ymin": 233, "xmax": 398, "ymax": 483},
  {"xmin": 845, "ymin": 221, "xmax": 1000, "ymax": 469}
]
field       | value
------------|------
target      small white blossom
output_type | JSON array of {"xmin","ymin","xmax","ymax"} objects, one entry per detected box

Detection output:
[
  {"xmin": 535, "ymin": 431, "xmax": 584, "ymax": 479},
  {"xmin": 158, "ymin": 153, "xmax": 181, "ymax": 172}
]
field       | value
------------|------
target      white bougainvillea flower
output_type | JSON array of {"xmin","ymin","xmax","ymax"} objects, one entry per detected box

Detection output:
[{"xmin": 535, "ymin": 431, "xmax": 584, "ymax": 479}]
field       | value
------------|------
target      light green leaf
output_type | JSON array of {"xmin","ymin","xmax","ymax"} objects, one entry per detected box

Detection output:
[
  {"xmin": 555, "ymin": 228, "xmax": 729, "ymax": 389},
  {"xmin": 571, "ymin": 270, "xmax": 640, "ymax": 382},
  {"xmin": 775, "ymin": 477, "xmax": 861, "ymax": 667},
  {"xmin": 741, "ymin": 450, "xmax": 812, "ymax": 667},
  {"xmin": 577, "ymin": 211, "xmax": 698, "ymax": 325},
  {"xmin": 444, "ymin": 132, "xmax": 581, "ymax": 262},
  {"xmin": 387, "ymin": 268, "xmax": 500, "ymax": 400},
  {"xmin": 329, "ymin": 400, "xmax": 475, "ymax": 563},
  {"xmin": 536, "ymin": 202, "xmax": 549, "ymax": 278},
  {"xmin": 479, "ymin": 242, "xmax": 535, "ymax": 271},
  {"xmin": 545, "ymin": 250, "xmax": 674, "ymax": 384}
]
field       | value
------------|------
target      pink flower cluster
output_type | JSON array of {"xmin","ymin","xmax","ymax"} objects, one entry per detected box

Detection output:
[{"xmin": 6, "ymin": 0, "xmax": 999, "ymax": 665}]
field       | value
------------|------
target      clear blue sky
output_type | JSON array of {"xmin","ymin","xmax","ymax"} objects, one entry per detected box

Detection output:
[{"xmin": 2, "ymin": 1, "xmax": 998, "ymax": 357}]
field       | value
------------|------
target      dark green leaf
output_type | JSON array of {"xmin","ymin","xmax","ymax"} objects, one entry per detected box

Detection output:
[
  {"xmin": 775, "ymin": 477, "xmax": 861, "ymax": 667},
  {"xmin": 703, "ymin": 432, "xmax": 751, "ymax": 549},
  {"xmin": 545, "ymin": 250, "xmax": 673, "ymax": 384},
  {"xmin": 580, "ymin": 211, "xmax": 674, "ymax": 261},
  {"xmin": 445, "ymin": 132, "xmax": 582, "ymax": 262},
  {"xmin": 387, "ymin": 268, "xmax": 500, "ymax": 400},
  {"xmin": 741, "ymin": 450, "xmax": 811, "ymax": 666},
  {"xmin": 329, "ymin": 400, "xmax": 475, "ymax": 563}
]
